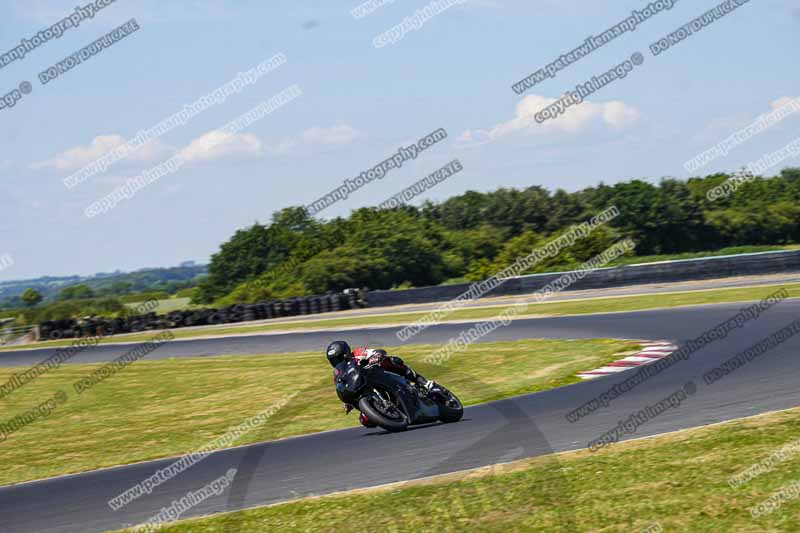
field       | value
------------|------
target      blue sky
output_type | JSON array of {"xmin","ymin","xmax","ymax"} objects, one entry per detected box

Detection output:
[{"xmin": 0, "ymin": 0, "xmax": 797, "ymax": 280}]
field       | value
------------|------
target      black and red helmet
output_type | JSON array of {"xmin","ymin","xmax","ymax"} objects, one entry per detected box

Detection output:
[{"xmin": 326, "ymin": 340, "xmax": 351, "ymax": 367}]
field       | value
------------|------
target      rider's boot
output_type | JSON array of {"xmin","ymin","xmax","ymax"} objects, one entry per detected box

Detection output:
[{"xmin": 359, "ymin": 412, "xmax": 377, "ymax": 428}]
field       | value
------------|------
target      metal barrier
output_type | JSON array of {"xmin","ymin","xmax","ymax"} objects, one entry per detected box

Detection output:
[
  {"xmin": 0, "ymin": 324, "xmax": 38, "ymax": 345},
  {"xmin": 364, "ymin": 250, "xmax": 800, "ymax": 308}
]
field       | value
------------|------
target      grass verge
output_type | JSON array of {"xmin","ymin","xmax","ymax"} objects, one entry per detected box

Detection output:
[
  {"xmin": 0, "ymin": 338, "xmax": 636, "ymax": 487},
  {"xmin": 121, "ymin": 406, "xmax": 800, "ymax": 532},
  {"xmin": 4, "ymin": 282, "xmax": 799, "ymax": 352}
]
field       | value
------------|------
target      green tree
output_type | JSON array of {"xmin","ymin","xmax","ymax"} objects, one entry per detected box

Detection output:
[
  {"xmin": 295, "ymin": 209, "xmax": 448, "ymax": 292},
  {"xmin": 422, "ymin": 190, "xmax": 491, "ymax": 230},
  {"xmin": 21, "ymin": 288, "xmax": 43, "ymax": 307},
  {"xmin": 196, "ymin": 207, "xmax": 322, "ymax": 302},
  {"xmin": 441, "ymin": 224, "xmax": 507, "ymax": 277},
  {"xmin": 299, "ymin": 247, "xmax": 373, "ymax": 293},
  {"xmin": 109, "ymin": 281, "xmax": 133, "ymax": 295},
  {"xmin": 58, "ymin": 284, "xmax": 95, "ymax": 300}
]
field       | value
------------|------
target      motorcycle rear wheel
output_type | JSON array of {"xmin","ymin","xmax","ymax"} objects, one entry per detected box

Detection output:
[{"xmin": 358, "ymin": 393, "xmax": 409, "ymax": 432}]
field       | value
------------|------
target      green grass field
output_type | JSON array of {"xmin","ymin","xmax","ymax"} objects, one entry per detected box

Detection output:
[
  {"xmin": 119, "ymin": 406, "xmax": 800, "ymax": 532},
  {"xmin": 0, "ymin": 338, "xmax": 637, "ymax": 487},
  {"xmin": 4, "ymin": 282, "xmax": 798, "ymax": 352}
]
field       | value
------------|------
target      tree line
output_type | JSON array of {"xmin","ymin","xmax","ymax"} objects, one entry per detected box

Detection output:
[{"xmin": 193, "ymin": 168, "xmax": 800, "ymax": 305}]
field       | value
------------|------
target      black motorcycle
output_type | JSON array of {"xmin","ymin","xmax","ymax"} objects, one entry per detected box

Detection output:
[{"xmin": 334, "ymin": 358, "xmax": 463, "ymax": 432}]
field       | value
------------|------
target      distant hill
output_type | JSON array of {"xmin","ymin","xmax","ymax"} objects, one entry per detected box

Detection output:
[{"xmin": 0, "ymin": 264, "xmax": 208, "ymax": 307}]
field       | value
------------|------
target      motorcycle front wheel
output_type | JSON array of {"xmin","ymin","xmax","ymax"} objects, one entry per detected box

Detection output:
[
  {"xmin": 358, "ymin": 391, "xmax": 409, "ymax": 432},
  {"xmin": 435, "ymin": 389, "xmax": 464, "ymax": 423}
]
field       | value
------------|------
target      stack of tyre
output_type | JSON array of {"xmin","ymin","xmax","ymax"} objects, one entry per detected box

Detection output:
[{"xmin": 38, "ymin": 289, "xmax": 368, "ymax": 341}]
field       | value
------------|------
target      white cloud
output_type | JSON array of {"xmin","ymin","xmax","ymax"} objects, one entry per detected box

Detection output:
[
  {"xmin": 31, "ymin": 121, "xmax": 340, "ymax": 172},
  {"xmin": 179, "ymin": 131, "xmax": 264, "ymax": 163},
  {"xmin": 301, "ymin": 124, "xmax": 360, "ymax": 145},
  {"xmin": 265, "ymin": 138, "xmax": 298, "ymax": 154},
  {"xmin": 31, "ymin": 134, "xmax": 172, "ymax": 170},
  {"xmin": 692, "ymin": 95, "xmax": 800, "ymax": 143},
  {"xmin": 179, "ymin": 123, "xmax": 361, "ymax": 162},
  {"xmin": 457, "ymin": 94, "xmax": 640, "ymax": 147},
  {"xmin": 771, "ymin": 96, "xmax": 800, "ymax": 109},
  {"xmin": 162, "ymin": 123, "xmax": 362, "ymax": 164},
  {"xmin": 600, "ymin": 101, "xmax": 641, "ymax": 129},
  {"xmin": 454, "ymin": 129, "xmax": 493, "ymax": 148}
]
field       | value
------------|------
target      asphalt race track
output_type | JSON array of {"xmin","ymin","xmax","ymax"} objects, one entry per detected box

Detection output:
[
  {"xmin": 0, "ymin": 300, "xmax": 794, "ymax": 367},
  {"xmin": 2, "ymin": 300, "xmax": 800, "ymax": 532}
]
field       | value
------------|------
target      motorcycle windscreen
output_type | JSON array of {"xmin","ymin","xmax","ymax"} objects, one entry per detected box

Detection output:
[{"xmin": 334, "ymin": 361, "xmax": 365, "ymax": 404}]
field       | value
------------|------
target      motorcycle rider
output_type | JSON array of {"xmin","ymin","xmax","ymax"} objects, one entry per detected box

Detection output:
[{"xmin": 326, "ymin": 340, "xmax": 438, "ymax": 428}]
